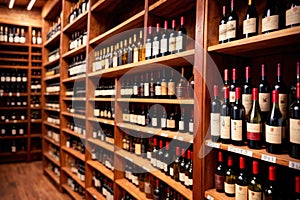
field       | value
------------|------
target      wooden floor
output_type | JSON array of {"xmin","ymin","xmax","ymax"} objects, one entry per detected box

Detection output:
[{"xmin": 0, "ymin": 161, "xmax": 71, "ymax": 200}]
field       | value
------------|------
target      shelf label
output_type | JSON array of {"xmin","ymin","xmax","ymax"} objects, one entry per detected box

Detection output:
[
  {"xmin": 142, "ymin": 166, "xmax": 150, "ymax": 172},
  {"xmin": 261, "ymin": 154, "xmax": 277, "ymax": 163},
  {"xmin": 92, "ymin": 195, "xmax": 97, "ymax": 199},
  {"xmin": 177, "ymin": 136, "xmax": 183, "ymax": 141},
  {"xmin": 147, "ymin": 130, "xmax": 153, "ymax": 134},
  {"xmin": 13, "ymin": 120, "xmax": 17, "ymax": 123},
  {"xmin": 228, "ymin": 146, "xmax": 253, "ymax": 157},
  {"xmin": 206, "ymin": 141, "xmax": 220, "ymax": 149},
  {"xmin": 125, "ymin": 156, "xmax": 133, "ymax": 162},
  {"xmin": 289, "ymin": 161, "xmax": 300, "ymax": 170},
  {"xmin": 136, "ymin": 128, "xmax": 140, "ymax": 131},
  {"xmin": 9, "ymin": 92, "xmax": 12, "ymax": 96},
  {"xmin": 17, "ymin": 92, "xmax": 20, "ymax": 97},
  {"xmin": 161, "ymin": 133, "xmax": 169, "ymax": 138},
  {"xmin": 189, "ymin": 139, "xmax": 194, "ymax": 143},
  {"xmin": 206, "ymin": 195, "xmax": 214, "ymax": 200}
]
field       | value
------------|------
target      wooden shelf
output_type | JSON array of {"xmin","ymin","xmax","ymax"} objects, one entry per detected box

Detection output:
[
  {"xmin": 31, "ymin": 53, "xmax": 42, "ymax": 56},
  {"xmin": 87, "ymin": 160, "xmax": 114, "ymax": 181},
  {"xmin": 88, "ymin": 49, "xmax": 194, "ymax": 78},
  {"xmin": 88, "ymin": 117, "xmax": 114, "ymax": 126},
  {"xmin": 115, "ymin": 178, "xmax": 152, "ymax": 200},
  {"xmin": 31, "ymin": 76, "xmax": 42, "ymax": 79},
  {"xmin": 89, "ymin": 97, "xmax": 115, "ymax": 102},
  {"xmin": 86, "ymin": 187, "xmax": 106, "ymax": 200},
  {"xmin": 44, "ymin": 121, "xmax": 60, "ymax": 130},
  {"xmin": 62, "ymin": 128, "xmax": 85, "ymax": 140},
  {"xmin": 62, "ymin": 45, "xmax": 86, "ymax": 59},
  {"xmin": 44, "ymin": 32, "xmax": 60, "ymax": 48},
  {"xmin": 30, "ymin": 106, "xmax": 42, "ymax": 110},
  {"xmin": 205, "ymin": 140, "xmax": 300, "ymax": 170},
  {"xmin": 0, "ymin": 107, "xmax": 27, "ymax": 110},
  {"xmin": 63, "ymin": 97, "xmax": 86, "ymax": 101},
  {"xmin": 0, "ymin": 92, "xmax": 27, "ymax": 97},
  {"xmin": 62, "ymin": 74, "xmax": 86, "ymax": 83},
  {"xmin": 0, "ymin": 57, "xmax": 28, "ymax": 62},
  {"xmin": 43, "ymin": 57, "xmax": 60, "ymax": 68},
  {"xmin": 0, "ymin": 151, "xmax": 27, "ymax": 156},
  {"xmin": 44, "ymin": 168, "xmax": 60, "ymax": 185},
  {"xmin": 205, "ymin": 189, "xmax": 234, "ymax": 200},
  {"xmin": 31, "ymin": 119, "xmax": 42, "ymax": 123},
  {"xmin": 117, "ymin": 98, "xmax": 194, "ymax": 104},
  {"xmin": 62, "ymin": 112, "xmax": 86, "ymax": 120},
  {"xmin": 117, "ymin": 122, "xmax": 194, "ymax": 143},
  {"xmin": 91, "ymin": 0, "xmax": 120, "ymax": 12},
  {"xmin": 62, "ymin": 167, "xmax": 85, "ymax": 188},
  {"xmin": 31, "ymin": 149, "xmax": 42, "ymax": 154},
  {"xmin": 44, "ymin": 92, "xmax": 60, "ymax": 96},
  {"xmin": 43, "ymin": 0, "xmax": 61, "ymax": 20},
  {"xmin": 31, "ymin": 92, "xmax": 42, "ymax": 96},
  {"xmin": 44, "ymin": 136, "xmax": 60, "ymax": 147},
  {"xmin": 63, "ymin": 11, "xmax": 88, "ymax": 34},
  {"xmin": 207, "ymin": 26, "xmax": 300, "ymax": 57},
  {"xmin": 0, "ymin": 42, "xmax": 29, "ymax": 47},
  {"xmin": 0, "ymin": 120, "xmax": 28, "ymax": 124},
  {"xmin": 0, "ymin": 66, "xmax": 28, "ymax": 69},
  {"xmin": 44, "ymin": 74, "xmax": 60, "ymax": 81},
  {"xmin": 31, "ymin": 67, "xmax": 42, "ymax": 69},
  {"xmin": 87, "ymin": 138, "xmax": 114, "ymax": 152},
  {"xmin": 62, "ymin": 184, "xmax": 82, "ymax": 200},
  {"xmin": 61, "ymin": 146, "xmax": 85, "ymax": 162},
  {"xmin": 31, "ymin": 44, "xmax": 43, "ymax": 48},
  {"xmin": 43, "ymin": 152, "xmax": 60, "ymax": 167},
  {"xmin": 44, "ymin": 107, "xmax": 60, "ymax": 112},
  {"xmin": 0, "ymin": 50, "xmax": 28, "ymax": 55},
  {"xmin": 0, "ymin": 135, "xmax": 28, "ymax": 139},
  {"xmin": 30, "ymin": 134, "xmax": 42, "ymax": 138}
]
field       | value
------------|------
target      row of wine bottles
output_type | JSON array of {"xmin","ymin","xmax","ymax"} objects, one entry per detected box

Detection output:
[
  {"xmin": 66, "ymin": 135, "xmax": 85, "ymax": 155},
  {"xmin": 45, "ymin": 64, "xmax": 59, "ymax": 76},
  {"xmin": 1, "ymin": 125, "xmax": 26, "ymax": 136},
  {"xmin": 215, "ymin": 151, "xmax": 300, "ymax": 199},
  {"xmin": 94, "ymin": 102, "xmax": 115, "ymax": 120},
  {"xmin": 0, "ymin": 139, "xmax": 26, "ymax": 153},
  {"xmin": 68, "ymin": 156, "xmax": 85, "ymax": 182},
  {"xmin": 45, "ymin": 101, "xmax": 59, "ymax": 110},
  {"xmin": 0, "ymin": 111, "xmax": 27, "ymax": 121},
  {"xmin": 0, "ymin": 25, "xmax": 26, "ymax": 44},
  {"xmin": 47, "ymin": 128, "xmax": 60, "ymax": 143},
  {"xmin": 91, "ymin": 144, "xmax": 114, "ymax": 171},
  {"xmin": 48, "ymin": 144, "xmax": 60, "ymax": 162},
  {"xmin": 47, "ymin": 16, "xmax": 61, "ymax": 41},
  {"xmin": 67, "ymin": 121, "xmax": 86, "ymax": 137},
  {"xmin": 46, "ymin": 83, "xmax": 60, "ymax": 93},
  {"xmin": 69, "ymin": 30, "xmax": 87, "ymax": 51},
  {"xmin": 219, "ymin": 0, "xmax": 300, "ymax": 44},
  {"xmin": 68, "ymin": 53, "xmax": 86, "ymax": 77},
  {"xmin": 47, "ymin": 114, "xmax": 60, "ymax": 125},
  {"xmin": 46, "ymin": 162, "xmax": 60, "ymax": 178},
  {"xmin": 48, "ymin": 48, "xmax": 59, "ymax": 62},
  {"xmin": 68, "ymin": 0, "xmax": 89, "ymax": 24},
  {"xmin": 92, "ymin": 170, "xmax": 114, "ymax": 199},
  {"xmin": 0, "ymin": 97, "xmax": 27, "ymax": 107},
  {"xmin": 92, "ymin": 126, "xmax": 114, "ymax": 144},
  {"xmin": 67, "ymin": 176, "xmax": 85, "ymax": 199}
]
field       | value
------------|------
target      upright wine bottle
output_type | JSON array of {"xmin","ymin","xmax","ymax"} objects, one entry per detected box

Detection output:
[
  {"xmin": 266, "ymin": 90, "xmax": 285, "ymax": 154},
  {"xmin": 243, "ymin": 0, "xmax": 258, "ymax": 38},
  {"xmin": 227, "ymin": 0, "xmax": 239, "ymax": 42},
  {"xmin": 184, "ymin": 150, "xmax": 192, "ymax": 189},
  {"xmin": 230, "ymin": 68, "xmax": 238, "ymax": 105},
  {"xmin": 160, "ymin": 21, "xmax": 169, "ymax": 56},
  {"xmin": 153, "ymin": 179, "xmax": 161, "ymax": 200},
  {"xmin": 235, "ymin": 157, "xmax": 248, "ymax": 200},
  {"xmin": 289, "ymin": 83, "xmax": 300, "ymax": 159},
  {"xmin": 247, "ymin": 88, "xmax": 262, "ymax": 149},
  {"xmin": 211, "ymin": 85, "xmax": 221, "ymax": 142},
  {"xmin": 242, "ymin": 66, "xmax": 253, "ymax": 118},
  {"xmin": 219, "ymin": 6, "xmax": 227, "ymax": 44},
  {"xmin": 145, "ymin": 26, "xmax": 152, "ymax": 60},
  {"xmin": 220, "ymin": 87, "xmax": 232, "ymax": 144},
  {"xmin": 259, "ymin": 64, "xmax": 271, "ymax": 123},
  {"xmin": 263, "ymin": 166, "xmax": 278, "ymax": 200},
  {"xmin": 222, "ymin": 69, "xmax": 230, "ymax": 102},
  {"xmin": 152, "ymin": 23, "xmax": 161, "ymax": 58},
  {"xmin": 248, "ymin": 161, "xmax": 262, "ymax": 200},
  {"xmin": 231, "ymin": 87, "xmax": 246, "ymax": 146},
  {"xmin": 294, "ymin": 176, "xmax": 300, "ymax": 199},
  {"xmin": 169, "ymin": 20, "xmax": 177, "ymax": 54},
  {"xmin": 286, "ymin": 0, "xmax": 300, "ymax": 28},
  {"xmin": 289, "ymin": 62, "xmax": 300, "ymax": 106},
  {"xmin": 176, "ymin": 16, "xmax": 187, "ymax": 53},
  {"xmin": 224, "ymin": 156, "xmax": 235, "ymax": 197},
  {"xmin": 179, "ymin": 149, "xmax": 186, "ymax": 184},
  {"xmin": 215, "ymin": 151, "xmax": 225, "ymax": 193},
  {"xmin": 262, "ymin": 0, "xmax": 280, "ymax": 34}
]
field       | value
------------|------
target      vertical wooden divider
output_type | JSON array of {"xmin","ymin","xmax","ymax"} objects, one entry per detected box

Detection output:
[{"xmin": 27, "ymin": 26, "xmax": 33, "ymax": 161}]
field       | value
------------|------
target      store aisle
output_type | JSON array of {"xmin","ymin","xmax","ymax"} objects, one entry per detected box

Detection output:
[{"xmin": 0, "ymin": 161, "xmax": 71, "ymax": 200}]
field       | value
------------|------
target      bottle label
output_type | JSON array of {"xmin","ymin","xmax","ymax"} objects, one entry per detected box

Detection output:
[
  {"xmin": 189, "ymin": 122, "xmax": 194, "ymax": 133},
  {"xmin": 12, "ymin": 129, "xmax": 16, "ymax": 135},
  {"xmin": 219, "ymin": 24, "xmax": 227, "ymax": 42},
  {"xmin": 169, "ymin": 37, "xmax": 176, "ymax": 52},
  {"xmin": 155, "ymin": 85, "xmax": 162, "ymax": 96},
  {"xmin": 235, "ymin": 185, "xmax": 248, "ymax": 200},
  {"xmin": 262, "ymin": 15, "xmax": 279, "ymax": 32},
  {"xmin": 290, "ymin": 118, "xmax": 300, "ymax": 144},
  {"xmin": 160, "ymin": 38, "xmax": 168, "ymax": 53},
  {"xmin": 179, "ymin": 120, "xmax": 185, "ymax": 131},
  {"xmin": 144, "ymin": 83, "xmax": 149, "ymax": 97},
  {"xmin": 279, "ymin": 93, "xmax": 287, "ymax": 117},
  {"xmin": 224, "ymin": 182, "xmax": 235, "ymax": 194},
  {"xmin": 167, "ymin": 119, "xmax": 175, "ymax": 129},
  {"xmin": 94, "ymin": 109, "xmax": 100, "ymax": 117},
  {"xmin": 161, "ymin": 82, "xmax": 167, "ymax": 95},
  {"xmin": 220, "ymin": 116, "xmax": 231, "ymax": 139},
  {"xmin": 1, "ymin": 129, "xmax": 5, "ymax": 134},
  {"xmin": 161, "ymin": 118, "xmax": 167, "ymax": 128},
  {"xmin": 248, "ymin": 190, "xmax": 262, "ymax": 200},
  {"xmin": 211, "ymin": 113, "xmax": 220, "ymax": 136},
  {"xmin": 265, "ymin": 125, "xmax": 282, "ymax": 144},
  {"xmin": 145, "ymin": 43, "xmax": 151, "ymax": 58},
  {"xmin": 231, "ymin": 119, "xmax": 243, "ymax": 141},
  {"xmin": 169, "ymin": 168, "xmax": 174, "ymax": 176},
  {"xmin": 19, "ymin": 129, "xmax": 24, "ymax": 135},
  {"xmin": 259, "ymin": 93, "xmax": 270, "ymax": 112},
  {"xmin": 229, "ymin": 91, "xmax": 236, "ymax": 103},
  {"xmin": 12, "ymin": 146, "xmax": 16, "ymax": 152},
  {"xmin": 133, "ymin": 48, "xmax": 139, "ymax": 63},
  {"xmin": 179, "ymin": 172, "xmax": 185, "ymax": 182},
  {"xmin": 168, "ymin": 81, "xmax": 175, "ymax": 95},
  {"xmin": 243, "ymin": 18, "xmax": 257, "ymax": 34},
  {"xmin": 227, "ymin": 20, "xmax": 237, "ymax": 39},
  {"xmin": 152, "ymin": 41, "xmax": 159, "ymax": 56},
  {"xmin": 123, "ymin": 113, "xmax": 130, "ymax": 122},
  {"xmin": 152, "ymin": 117, "xmax": 158, "ymax": 127},
  {"xmin": 176, "ymin": 35, "xmax": 183, "ymax": 51},
  {"xmin": 286, "ymin": 6, "xmax": 300, "ymax": 26},
  {"xmin": 144, "ymin": 182, "xmax": 151, "ymax": 194},
  {"xmin": 133, "ymin": 86, "xmax": 138, "ymax": 95},
  {"xmin": 135, "ymin": 144, "xmax": 141, "ymax": 155},
  {"xmin": 113, "ymin": 56, "xmax": 118, "ymax": 67},
  {"xmin": 214, "ymin": 174, "xmax": 225, "ymax": 191},
  {"xmin": 242, "ymin": 94, "xmax": 252, "ymax": 115},
  {"xmin": 147, "ymin": 151, "xmax": 152, "ymax": 159},
  {"xmin": 247, "ymin": 122, "xmax": 261, "ymax": 141}
]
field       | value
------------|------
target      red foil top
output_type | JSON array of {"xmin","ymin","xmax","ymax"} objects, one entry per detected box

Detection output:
[
  {"xmin": 252, "ymin": 161, "xmax": 259, "ymax": 175},
  {"xmin": 159, "ymin": 140, "xmax": 163, "ymax": 148},
  {"xmin": 181, "ymin": 16, "xmax": 184, "ymax": 26},
  {"xmin": 296, "ymin": 176, "xmax": 300, "ymax": 193},
  {"xmin": 222, "ymin": 6, "xmax": 226, "ymax": 15},
  {"xmin": 239, "ymin": 157, "xmax": 245, "ymax": 169},
  {"xmin": 187, "ymin": 150, "xmax": 191, "ymax": 159},
  {"xmin": 246, "ymin": 66, "xmax": 250, "ymax": 79},
  {"xmin": 227, "ymin": 156, "xmax": 233, "ymax": 166},
  {"xmin": 153, "ymin": 137, "xmax": 157, "ymax": 146},
  {"xmin": 277, "ymin": 63, "xmax": 281, "ymax": 77},
  {"xmin": 172, "ymin": 19, "xmax": 176, "ymax": 29},
  {"xmin": 235, "ymin": 87, "xmax": 241, "ymax": 100},
  {"xmin": 218, "ymin": 151, "xmax": 223, "ymax": 162},
  {"xmin": 232, "ymin": 68, "xmax": 236, "ymax": 80},
  {"xmin": 297, "ymin": 83, "xmax": 300, "ymax": 99},
  {"xmin": 176, "ymin": 147, "xmax": 180, "ymax": 156},
  {"xmin": 164, "ymin": 20, "xmax": 168, "ymax": 29},
  {"xmin": 214, "ymin": 85, "xmax": 218, "ymax": 97},
  {"xmin": 224, "ymin": 87, "xmax": 229, "ymax": 99},
  {"xmin": 224, "ymin": 69, "xmax": 229, "ymax": 81},
  {"xmin": 269, "ymin": 166, "xmax": 276, "ymax": 181},
  {"xmin": 181, "ymin": 149, "xmax": 185, "ymax": 157},
  {"xmin": 148, "ymin": 26, "xmax": 152, "ymax": 34},
  {"xmin": 156, "ymin": 23, "xmax": 160, "ymax": 33},
  {"xmin": 165, "ymin": 141, "xmax": 169, "ymax": 150},
  {"xmin": 252, "ymin": 88, "xmax": 258, "ymax": 100},
  {"xmin": 272, "ymin": 90, "xmax": 279, "ymax": 103},
  {"xmin": 261, "ymin": 64, "xmax": 265, "ymax": 77}
]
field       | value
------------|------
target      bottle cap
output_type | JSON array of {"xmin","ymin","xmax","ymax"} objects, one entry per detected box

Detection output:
[
  {"xmin": 218, "ymin": 151, "xmax": 223, "ymax": 162},
  {"xmin": 253, "ymin": 160, "xmax": 259, "ymax": 175},
  {"xmin": 214, "ymin": 85, "xmax": 218, "ymax": 97},
  {"xmin": 269, "ymin": 166, "xmax": 276, "ymax": 181},
  {"xmin": 239, "ymin": 156, "xmax": 245, "ymax": 169},
  {"xmin": 252, "ymin": 88, "xmax": 258, "ymax": 100}
]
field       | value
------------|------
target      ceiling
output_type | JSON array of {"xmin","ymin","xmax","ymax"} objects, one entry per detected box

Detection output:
[{"xmin": 0, "ymin": 0, "xmax": 47, "ymax": 9}]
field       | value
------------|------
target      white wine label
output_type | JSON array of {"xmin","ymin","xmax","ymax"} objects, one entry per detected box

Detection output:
[
  {"xmin": 112, "ymin": 56, "xmax": 118, "ymax": 67},
  {"xmin": 235, "ymin": 184, "xmax": 248, "ymax": 200},
  {"xmin": 168, "ymin": 82, "xmax": 175, "ymax": 95},
  {"xmin": 133, "ymin": 85, "xmax": 138, "ymax": 95},
  {"xmin": 229, "ymin": 91, "xmax": 236, "ymax": 103},
  {"xmin": 147, "ymin": 152, "xmax": 151, "ymax": 160},
  {"xmin": 247, "ymin": 122, "xmax": 261, "ymax": 141},
  {"xmin": 231, "ymin": 119, "xmax": 243, "ymax": 141},
  {"xmin": 279, "ymin": 93, "xmax": 287, "ymax": 117},
  {"xmin": 123, "ymin": 113, "xmax": 129, "ymax": 122},
  {"xmin": 290, "ymin": 118, "xmax": 300, "ymax": 144},
  {"xmin": 220, "ymin": 116, "xmax": 231, "ymax": 139},
  {"xmin": 211, "ymin": 113, "xmax": 220, "ymax": 136},
  {"xmin": 286, "ymin": 6, "xmax": 300, "ymax": 26},
  {"xmin": 227, "ymin": 20, "xmax": 237, "ymax": 39},
  {"xmin": 259, "ymin": 93, "xmax": 270, "ymax": 112},
  {"xmin": 262, "ymin": 15, "xmax": 279, "ymax": 32},
  {"xmin": 152, "ymin": 118, "xmax": 157, "ymax": 127},
  {"xmin": 94, "ymin": 109, "xmax": 100, "ymax": 117},
  {"xmin": 160, "ymin": 38, "xmax": 168, "ymax": 53},
  {"xmin": 219, "ymin": 24, "xmax": 227, "ymax": 42},
  {"xmin": 155, "ymin": 85, "xmax": 162, "ymax": 96},
  {"xmin": 189, "ymin": 122, "xmax": 194, "ymax": 133},
  {"xmin": 179, "ymin": 121, "xmax": 184, "ymax": 131},
  {"xmin": 133, "ymin": 48, "xmax": 139, "ymax": 63},
  {"xmin": 1, "ymin": 129, "xmax": 5, "ymax": 134},
  {"xmin": 144, "ymin": 83, "xmax": 149, "ymax": 97},
  {"xmin": 167, "ymin": 119, "xmax": 175, "ymax": 129},
  {"xmin": 11, "ymin": 129, "xmax": 16, "ymax": 135},
  {"xmin": 224, "ymin": 182, "xmax": 235, "ymax": 194},
  {"xmin": 265, "ymin": 125, "xmax": 282, "ymax": 144},
  {"xmin": 169, "ymin": 37, "xmax": 176, "ymax": 52},
  {"xmin": 144, "ymin": 182, "xmax": 151, "ymax": 194},
  {"xmin": 12, "ymin": 146, "xmax": 16, "ymax": 152},
  {"xmin": 248, "ymin": 190, "xmax": 262, "ymax": 200},
  {"xmin": 161, "ymin": 118, "xmax": 167, "ymax": 128},
  {"xmin": 169, "ymin": 168, "xmax": 174, "ymax": 176},
  {"xmin": 242, "ymin": 94, "xmax": 252, "ymax": 115},
  {"xmin": 161, "ymin": 82, "xmax": 168, "ymax": 95},
  {"xmin": 243, "ymin": 18, "xmax": 257, "ymax": 34},
  {"xmin": 145, "ymin": 43, "xmax": 151, "ymax": 58},
  {"xmin": 152, "ymin": 41, "xmax": 159, "ymax": 56},
  {"xmin": 176, "ymin": 35, "xmax": 183, "ymax": 50}
]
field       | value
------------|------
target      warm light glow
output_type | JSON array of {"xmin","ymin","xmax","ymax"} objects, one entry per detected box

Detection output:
[
  {"xmin": 9, "ymin": 0, "xmax": 15, "ymax": 9},
  {"xmin": 27, "ymin": 0, "xmax": 37, "ymax": 10}
]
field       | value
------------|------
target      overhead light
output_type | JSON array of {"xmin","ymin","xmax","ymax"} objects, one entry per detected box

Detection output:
[
  {"xmin": 9, "ymin": 0, "xmax": 15, "ymax": 9},
  {"xmin": 27, "ymin": 0, "xmax": 37, "ymax": 10}
]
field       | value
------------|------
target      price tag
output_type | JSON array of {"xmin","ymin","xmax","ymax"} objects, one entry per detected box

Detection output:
[
  {"xmin": 125, "ymin": 156, "xmax": 133, "ymax": 162},
  {"xmin": 189, "ymin": 139, "xmax": 193, "ymax": 143},
  {"xmin": 92, "ymin": 195, "xmax": 97, "ymax": 199},
  {"xmin": 206, "ymin": 141, "xmax": 220, "ymax": 149},
  {"xmin": 136, "ymin": 128, "xmax": 140, "ymax": 131},
  {"xmin": 206, "ymin": 195, "xmax": 214, "ymax": 200},
  {"xmin": 9, "ymin": 92, "xmax": 12, "ymax": 96},
  {"xmin": 104, "ymin": 120, "xmax": 107, "ymax": 124},
  {"xmin": 17, "ymin": 92, "xmax": 20, "ymax": 97},
  {"xmin": 228, "ymin": 146, "xmax": 253, "ymax": 157},
  {"xmin": 147, "ymin": 130, "xmax": 153, "ymax": 134},
  {"xmin": 0, "ymin": 92, "xmax": 3, "ymax": 97},
  {"xmin": 177, "ymin": 136, "xmax": 183, "ymax": 141},
  {"xmin": 261, "ymin": 154, "xmax": 277, "ymax": 163},
  {"xmin": 161, "ymin": 133, "xmax": 168, "ymax": 138},
  {"xmin": 289, "ymin": 161, "xmax": 300, "ymax": 170},
  {"xmin": 142, "ymin": 166, "xmax": 150, "ymax": 172},
  {"xmin": 13, "ymin": 120, "xmax": 17, "ymax": 123}
]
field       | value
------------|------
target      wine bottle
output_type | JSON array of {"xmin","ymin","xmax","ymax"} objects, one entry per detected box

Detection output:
[
  {"xmin": 179, "ymin": 107, "xmax": 187, "ymax": 133},
  {"xmin": 172, "ymin": 147, "xmax": 181, "ymax": 181},
  {"xmin": 176, "ymin": 16, "xmax": 187, "ymax": 52},
  {"xmin": 168, "ymin": 69, "xmax": 176, "ymax": 99},
  {"xmin": 259, "ymin": 64, "xmax": 271, "ymax": 123},
  {"xmin": 243, "ymin": 0, "xmax": 258, "ymax": 38},
  {"xmin": 163, "ymin": 141, "xmax": 171, "ymax": 175},
  {"xmin": 156, "ymin": 140, "xmax": 164, "ymax": 170},
  {"xmin": 227, "ymin": 0, "xmax": 239, "ymax": 42},
  {"xmin": 127, "ymin": 37, "xmax": 133, "ymax": 64},
  {"xmin": 262, "ymin": 0, "xmax": 280, "ymax": 34},
  {"xmin": 155, "ymin": 71, "xmax": 162, "ymax": 98},
  {"xmin": 161, "ymin": 69, "xmax": 168, "ymax": 99},
  {"xmin": 263, "ymin": 166, "xmax": 278, "ymax": 200},
  {"xmin": 289, "ymin": 62, "xmax": 300, "ymax": 106},
  {"xmin": 224, "ymin": 155, "xmax": 235, "ymax": 197},
  {"xmin": 184, "ymin": 150, "xmax": 192, "ymax": 188},
  {"xmin": 188, "ymin": 110, "xmax": 194, "ymax": 135},
  {"xmin": 176, "ymin": 67, "xmax": 187, "ymax": 99},
  {"xmin": 152, "ymin": 23, "xmax": 161, "ymax": 58},
  {"xmin": 222, "ymin": 69, "xmax": 230, "ymax": 102},
  {"xmin": 144, "ymin": 173, "xmax": 153, "ymax": 199},
  {"xmin": 230, "ymin": 68, "xmax": 238, "ymax": 105},
  {"xmin": 145, "ymin": 26, "xmax": 152, "ymax": 60},
  {"xmin": 161, "ymin": 20, "xmax": 169, "ymax": 56},
  {"xmin": 242, "ymin": 66, "xmax": 253, "ymax": 118},
  {"xmin": 248, "ymin": 161, "xmax": 262, "ymax": 200},
  {"xmin": 167, "ymin": 106, "xmax": 178, "ymax": 131},
  {"xmin": 289, "ymin": 83, "xmax": 300, "ymax": 159},
  {"xmin": 211, "ymin": 85, "xmax": 221, "ymax": 142},
  {"xmin": 220, "ymin": 87, "xmax": 232, "ymax": 144},
  {"xmin": 215, "ymin": 151, "xmax": 225, "ymax": 193},
  {"xmin": 247, "ymin": 88, "xmax": 262, "ymax": 149},
  {"xmin": 235, "ymin": 156, "xmax": 248, "ymax": 200},
  {"xmin": 169, "ymin": 20, "xmax": 177, "ymax": 54},
  {"xmin": 266, "ymin": 90, "xmax": 285, "ymax": 154},
  {"xmin": 231, "ymin": 87, "xmax": 246, "ymax": 146},
  {"xmin": 151, "ymin": 138, "xmax": 158, "ymax": 167},
  {"xmin": 186, "ymin": 151, "xmax": 193, "ymax": 190},
  {"xmin": 153, "ymin": 179, "xmax": 161, "ymax": 200},
  {"xmin": 286, "ymin": 0, "xmax": 300, "ymax": 28},
  {"xmin": 179, "ymin": 149, "xmax": 186, "ymax": 184},
  {"xmin": 219, "ymin": 6, "xmax": 227, "ymax": 44},
  {"xmin": 295, "ymin": 176, "xmax": 300, "ymax": 199}
]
